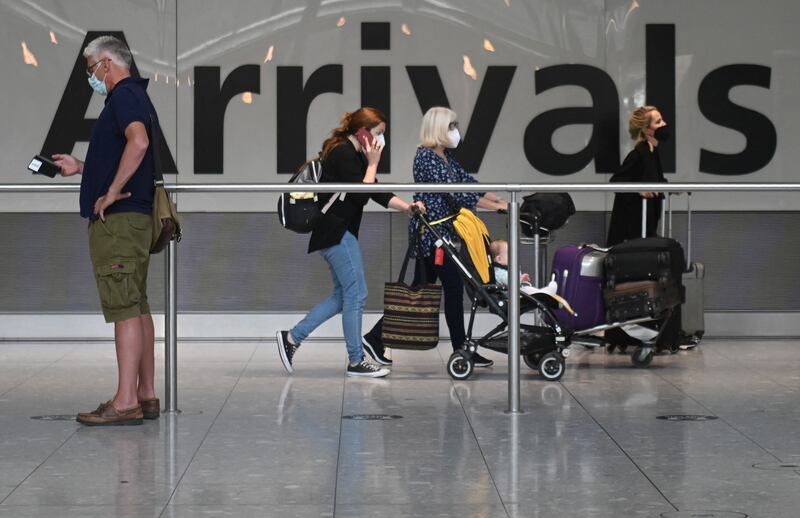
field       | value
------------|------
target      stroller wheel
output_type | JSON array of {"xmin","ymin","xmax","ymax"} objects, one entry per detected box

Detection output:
[
  {"xmin": 523, "ymin": 353, "xmax": 541, "ymax": 371},
  {"xmin": 539, "ymin": 352, "xmax": 565, "ymax": 381},
  {"xmin": 631, "ymin": 347, "xmax": 654, "ymax": 368},
  {"xmin": 447, "ymin": 351, "xmax": 474, "ymax": 380}
]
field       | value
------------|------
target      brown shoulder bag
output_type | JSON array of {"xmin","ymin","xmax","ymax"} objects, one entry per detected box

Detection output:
[{"xmin": 149, "ymin": 114, "xmax": 181, "ymax": 254}]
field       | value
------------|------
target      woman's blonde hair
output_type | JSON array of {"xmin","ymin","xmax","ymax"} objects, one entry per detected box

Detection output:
[
  {"xmin": 628, "ymin": 105, "xmax": 658, "ymax": 141},
  {"xmin": 419, "ymin": 107, "xmax": 457, "ymax": 148}
]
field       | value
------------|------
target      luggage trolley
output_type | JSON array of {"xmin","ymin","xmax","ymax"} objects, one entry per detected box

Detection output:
[{"xmin": 529, "ymin": 197, "xmax": 685, "ymax": 368}]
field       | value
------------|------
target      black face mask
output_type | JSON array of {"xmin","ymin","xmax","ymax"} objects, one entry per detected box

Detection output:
[{"xmin": 654, "ymin": 126, "xmax": 671, "ymax": 143}]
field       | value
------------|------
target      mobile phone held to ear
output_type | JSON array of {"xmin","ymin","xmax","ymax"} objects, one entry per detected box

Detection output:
[
  {"xmin": 28, "ymin": 155, "xmax": 60, "ymax": 178},
  {"xmin": 355, "ymin": 127, "xmax": 374, "ymax": 148}
]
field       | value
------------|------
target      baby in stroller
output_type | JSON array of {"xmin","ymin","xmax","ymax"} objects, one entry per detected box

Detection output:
[
  {"xmin": 412, "ymin": 208, "xmax": 572, "ymax": 381},
  {"xmin": 489, "ymin": 239, "xmax": 558, "ymax": 297}
]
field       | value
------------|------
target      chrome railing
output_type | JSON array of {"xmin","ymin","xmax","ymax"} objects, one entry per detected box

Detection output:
[{"xmin": 4, "ymin": 181, "xmax": 800, "ymax": 414}]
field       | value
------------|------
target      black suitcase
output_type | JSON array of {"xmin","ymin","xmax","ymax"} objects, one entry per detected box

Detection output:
[
  {"xmin": 603, "ymin": 280, "xmax": 683, "ymax": 322},
  {"xmin": 604, "ymin": 237, "xmax": 685, "ymax": 288}
]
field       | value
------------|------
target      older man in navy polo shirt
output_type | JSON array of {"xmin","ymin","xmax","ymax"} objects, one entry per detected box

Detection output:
[{"xmin": 53, "ymin": 36, "xmax": 161, "ymax": 426}]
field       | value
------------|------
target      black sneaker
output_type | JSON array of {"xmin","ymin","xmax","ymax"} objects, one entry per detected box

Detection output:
[
  {"xmin": 346, "ymin": 359, "xmax": 390, "ymax": 378},
  {"xmin": 362, "ymin": 334, "xmax": 392, "ymax": 366},
  {"xmin": 471, "ymin": 352, "xmax": 494, "ymax": 368},
  {"xmin": 277, "ymin": 330, "xmax": 299, "ymax": 373}
]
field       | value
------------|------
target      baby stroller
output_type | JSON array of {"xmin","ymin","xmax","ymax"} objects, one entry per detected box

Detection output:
[{"xmin": 411, "ymin": 208, "xmax": 573, "ymax": 381}]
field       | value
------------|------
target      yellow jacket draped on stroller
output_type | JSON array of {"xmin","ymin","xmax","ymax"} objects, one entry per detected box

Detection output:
[{"xmin": 430, "ymin": 208, "xmax": 492, "ymax": 283}]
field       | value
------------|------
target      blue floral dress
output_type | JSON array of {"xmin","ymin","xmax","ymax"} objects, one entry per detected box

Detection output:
[{"xmin": 409, "ymin": 147, "xmax": 485, "ymax": 257}]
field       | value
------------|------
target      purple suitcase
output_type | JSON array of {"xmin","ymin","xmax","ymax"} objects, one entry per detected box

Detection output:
[{"xmin": 552, "ymin": 245, "xmax": 606, "ymax": 330}]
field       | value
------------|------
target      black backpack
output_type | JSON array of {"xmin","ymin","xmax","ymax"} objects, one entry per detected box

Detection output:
[
  {"xmin": 277, "ymin": 159, "xmax": 323, "ymax": 233},
  {"xmin": 520, "ymin": 193, "xmax": 575, "ymax": 237}
]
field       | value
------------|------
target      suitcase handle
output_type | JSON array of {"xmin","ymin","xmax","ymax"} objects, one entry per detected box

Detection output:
[
  {"xmin": 665, "ymin": 192, "xmax": 693, "ymax": 266},
  {"xmin": 686, "ymin": 192, "xmax": 692, "ymax": 264},
  {"xmin": 641, "ymin": 197, "xmax": 647, "ymax": 238},
  {"xmin": 639, "ymin": 195, "xmax": 665, "ymax": 239}
]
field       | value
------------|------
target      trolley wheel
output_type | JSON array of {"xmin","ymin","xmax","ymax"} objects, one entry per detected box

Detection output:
[
  {"xmin": 631, "ymin": 347, "xmax": 654, "ymax": 368},
  {"xmin": 523, "ymin": 353, "xmax": 541, "ymax": 371},
  {"xmin": 539, "ymin": 352, "xmax": 565, "ymax": 381},
  {"xmin": 447, "ymin": 351, "xmax": 474, "ymax": 380}
]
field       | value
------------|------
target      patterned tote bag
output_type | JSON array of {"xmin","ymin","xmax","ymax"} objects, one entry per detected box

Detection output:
[{"xmin": 381, "ymin": 228, "xmax": 442, "ymax": 350}]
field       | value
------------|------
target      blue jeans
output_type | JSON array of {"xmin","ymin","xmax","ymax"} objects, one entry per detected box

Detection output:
[{"xmin": 291, "ymin": 232, "xmax": 368, "ymax": 364}]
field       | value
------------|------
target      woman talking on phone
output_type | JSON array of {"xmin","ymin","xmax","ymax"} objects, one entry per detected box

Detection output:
[
  {"xmin": 276, "ymin": 107, "xmax": 424, "ymax": 378},
  {"xmin": 607, "ymin": 105, "xmax": 671, "ymax": 246}
]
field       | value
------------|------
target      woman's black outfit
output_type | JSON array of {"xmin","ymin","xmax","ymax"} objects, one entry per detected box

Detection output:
[
  {"xmin": 309, "ymin": 141, "xmax": 393, "ymax": 253},
  {"xmin": 605, "ymin": 140, "xmax": 680, "ymax": 351},
  {"xmin": 606, "ymin": 140, "xmax": 667, "ymax": 247}
]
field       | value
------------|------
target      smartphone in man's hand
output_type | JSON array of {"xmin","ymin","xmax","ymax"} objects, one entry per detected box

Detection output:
[{"xmin": 28, "ymin": 155, "xmax": 60, "ymax": 178}]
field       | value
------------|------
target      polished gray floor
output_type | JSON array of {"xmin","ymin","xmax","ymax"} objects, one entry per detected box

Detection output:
[{"xmin": 1, "ymin": 339, "xmax": 799, "ymax": 517}]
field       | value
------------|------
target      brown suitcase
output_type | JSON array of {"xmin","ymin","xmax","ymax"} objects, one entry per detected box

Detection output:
[{"xmin": 603, "ymin": 280, "xmax": 682, "ymax": 322}]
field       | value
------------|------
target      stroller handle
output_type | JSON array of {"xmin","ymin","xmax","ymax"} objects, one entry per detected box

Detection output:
[{"xmin": 411, "ymin": 207, "xmax": 446, "ymax": 242}]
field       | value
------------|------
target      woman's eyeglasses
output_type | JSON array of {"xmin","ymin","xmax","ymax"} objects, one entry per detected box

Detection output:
[{"xmin": 448, "ymin": 121, "xmax": 459, "ymax": 130}]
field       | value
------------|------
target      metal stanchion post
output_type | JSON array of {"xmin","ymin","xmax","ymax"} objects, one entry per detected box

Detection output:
[
  {"xmin": 507, "ymin": 191, "xmax": 522, "ymax": 414},
  {"xmin": 165, "ymin": 224, "xmax": 178, "ymax": 413}
]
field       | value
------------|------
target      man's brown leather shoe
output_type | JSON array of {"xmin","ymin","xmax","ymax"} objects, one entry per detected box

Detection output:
[
  {"xmin": 140, "ymin": 398, "xmax": 160, "ymax": 419},
  {"xmin": 76, "ymin": 403, "xmax": 143, "ymax": 426},
  {"xmin": 77, "ymin": 400, "xmax": 112, "ymax": 420}
]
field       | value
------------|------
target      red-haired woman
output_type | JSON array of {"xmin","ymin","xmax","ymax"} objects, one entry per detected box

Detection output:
[{"xmin": 277, "ymin": 107, "xmax": 424, "ymax": 378}]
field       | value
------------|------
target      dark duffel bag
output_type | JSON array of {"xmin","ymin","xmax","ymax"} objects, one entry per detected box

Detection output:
[
  {"xmin": 604, "ymin": 280, "xmax": 683, "ymax": 322},
  {"xmin": 604, "ymin": 237, "xmax": 685, "ymax": 289},
  {"xmin": 520, "ymin": 192, "xmax": 575, "ymax": 236}
]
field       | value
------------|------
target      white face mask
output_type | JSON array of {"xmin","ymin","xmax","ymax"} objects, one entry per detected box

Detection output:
[
  {"xmin": 446, "ymin": 128, "xmax": 461, "ymax": 148},
  {"xmin": 374, "ymin": 133, "xmax": 386, "ymax": 147}
]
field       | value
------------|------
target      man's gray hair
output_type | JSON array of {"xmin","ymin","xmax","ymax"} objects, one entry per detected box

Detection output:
[{"xmin": 83, "ymin": 36, "xmax": 132, "ymax": 69}]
